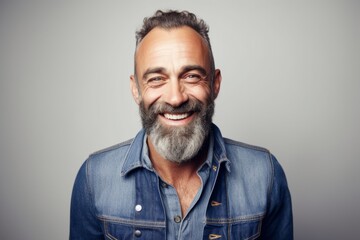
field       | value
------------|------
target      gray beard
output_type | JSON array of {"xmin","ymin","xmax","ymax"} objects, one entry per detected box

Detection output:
[{"xmin": 139, "ymin": 99, "xmax": 214, "ymax": 163}]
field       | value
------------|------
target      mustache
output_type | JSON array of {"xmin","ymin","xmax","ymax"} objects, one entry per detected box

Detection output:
[
  {"xmin": 153, "ymin": 100, "xmax": 203, "ymax": 114},
  {"xmin": 139, "ymin": 99, "xmax": 204, "ymax": 129},
  {"xmin": 149, "ymin": 100, "xmax": 203, "ymax": 115}
]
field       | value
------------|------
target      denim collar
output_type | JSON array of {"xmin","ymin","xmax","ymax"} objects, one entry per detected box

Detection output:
[{"xmin": 121, "ymin": 124, "xmax": 230, "ymax": 176}]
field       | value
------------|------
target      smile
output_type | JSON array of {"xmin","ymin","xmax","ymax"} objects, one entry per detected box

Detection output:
[{"xmin": 163, "ymin": 112, "xmax": 191, "ymax": 120}]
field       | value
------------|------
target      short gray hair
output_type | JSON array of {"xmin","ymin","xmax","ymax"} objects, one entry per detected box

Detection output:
[{"xmin": 134, "ymin": 10, "xmax": 216, "ymax": 87}]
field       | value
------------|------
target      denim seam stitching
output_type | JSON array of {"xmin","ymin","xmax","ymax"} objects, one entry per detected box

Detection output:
[
  {"xmin": 223, "ymin": 138, "xmax": 270, "ymax": 153},
  {"xmin": 205, "ymin": 213, "xmax": 265, "ymax": 224},
  {"xmin": 226, "ymin": 168, "xmax": 231, "ymax": 240},
  {"xmin": 267, "ymin": 154, "xmax": 275, "ymax": 210},
  {"xmin": 103, "ymin": 221, "xmax": 118, "ymax": 240},
  {"xmin": 85, "ymin": 159, "xmax": 100, "ymax": 227},
  {"xmin": 97, "ymin": 215, "xmax": 166, "ymax": 228},
  {"xmin": 244, "ymin": 220, "xmax": 262, "ymax": 240},
  {"xmin": 89, "ymin": 138, "xmax": 133, "ymax": 157}
]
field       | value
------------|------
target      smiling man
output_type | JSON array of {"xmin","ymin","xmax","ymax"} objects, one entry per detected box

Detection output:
[{"xmin": 70, "ymin": 10, "xmax": 293, "ymax": 239}]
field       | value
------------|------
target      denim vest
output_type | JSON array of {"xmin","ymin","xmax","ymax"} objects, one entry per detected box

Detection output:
[{"xmin": 70, "ymin": 124, "xmax": 293, "ymax": 239}]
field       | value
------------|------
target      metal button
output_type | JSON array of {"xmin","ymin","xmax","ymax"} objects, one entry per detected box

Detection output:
[
  {"xmin": 209, "ymin": 233, "xmax": 222, "ymax": 239},
  {"xmin": 211, "ymin": 200, "xmax": 222, "ymax": 207},
  {"xmin": 174, "ymin": 215, "xmax": 182, "ymax": 223},
  {"xmin": 135, "ymin": 204, "xmax": 142, "ymax": 212},
  {"xmin": 134, "ymin": 229, "xmax": 142, "ymax": 237},
  {"xmin": 161, "ymin": 182, "xmax": 168, "ymax": 188}
]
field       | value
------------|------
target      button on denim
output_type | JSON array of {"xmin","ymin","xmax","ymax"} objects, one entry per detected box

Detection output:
[{"xmin": 70, "ymin": 124, "xmax": 293, "ymax": 239}]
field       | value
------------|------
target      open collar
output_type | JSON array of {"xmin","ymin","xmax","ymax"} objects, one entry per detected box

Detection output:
[{"xmin": 120, "ymin": 124, "xmax": 231, "ymax": 176}]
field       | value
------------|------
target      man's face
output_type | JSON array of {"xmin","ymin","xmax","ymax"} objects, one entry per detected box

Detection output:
[{"xmin": 130, "ymin": 26, "xmax": 221, "ymax": 162}]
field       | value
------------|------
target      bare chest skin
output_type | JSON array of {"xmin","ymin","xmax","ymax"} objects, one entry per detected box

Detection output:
[{"xmin": 170, "ymin": 173, "xmax": 202, "ymax": 216}]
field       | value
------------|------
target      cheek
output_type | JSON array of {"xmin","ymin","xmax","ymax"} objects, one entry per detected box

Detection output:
[
  {"xmin": 141, "ymin": 83, "xmax": 212, "ymax": 107},
  {"xmin": 141, "ymin": 87, "xmax": 162, "ymax": 108},
  {"xmin": 186, "ymin": 84, "xmax": 212, "ymax": 102}
]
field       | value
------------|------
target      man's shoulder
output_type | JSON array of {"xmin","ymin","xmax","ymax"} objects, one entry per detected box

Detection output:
[
  {"xmin": 220, "ymin": 137, "xmax": 273, "ymax": 169},
  {"xmin": 221, "ymin": 137, "xmax": 276, "ymax": 190},
  {"xmin": 89, "ymin": 138, "xmax": 134, "ymax": 158},
  {"xmin": 84, "ymin": 138, "xmax": 135, "ymax": 168},
  {"xmin": 212, "ymin": 124, "xmax": 273, "ymax": 166},
  {"xmin": 80, "ymin": 138, "xmax": 136, "ymax": 179},
  {"xmin": 223, "ymin": 138, "xmax": 270, "ymax": 155}
]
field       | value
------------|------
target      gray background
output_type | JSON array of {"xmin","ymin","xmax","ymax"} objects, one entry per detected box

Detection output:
[{"xmin": 0, "ymin": 0, "xmax": 359, "ymax": 239}]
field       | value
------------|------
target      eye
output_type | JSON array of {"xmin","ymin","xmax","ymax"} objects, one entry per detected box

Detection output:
[
  {"xmin": 182, "ymin": 73, "xmax": 205, "ymax": 83},
  {"xmin": 146, "ymin": 76, "xmax": 167, "ymax": 87}
]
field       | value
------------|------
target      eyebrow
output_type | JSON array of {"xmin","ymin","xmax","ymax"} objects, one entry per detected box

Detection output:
[
  {"xmin": 142, "ymin": 65, "xmax": 207, "ymax": 81},
  {"xmin": 142, "ymin": 67, "xmax": 166, "ymax": 81},
  {"xmin": 180, "ymin": 65, "xmax": 207, "ymax": 77}
]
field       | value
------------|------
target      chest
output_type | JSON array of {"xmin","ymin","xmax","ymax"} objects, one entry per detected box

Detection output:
[
  {"xmin": 94, "ymin": 166, "xmax": 267, "ymax": 240},
  {"xmin": 172, "ymin": 176, "xmax": 202, "ymax": 216}
]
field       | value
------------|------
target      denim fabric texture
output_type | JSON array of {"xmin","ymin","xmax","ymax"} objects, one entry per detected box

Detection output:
[{"xmin": 70, "ymin": 124, "xmax": 293, "ymax": 239}]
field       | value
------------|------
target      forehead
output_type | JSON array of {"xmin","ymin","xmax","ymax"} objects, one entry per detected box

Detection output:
[{"xmin": 135, "ymin": 26, "xmax": 209, "ymax": 75}]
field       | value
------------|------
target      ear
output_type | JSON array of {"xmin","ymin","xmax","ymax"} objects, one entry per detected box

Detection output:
[
  {"xmin": 130, "ymin": 75, "xmax": 141, "ymax": 105},
  {"xmin": 212, "ymin": 69, "xmax": 222, "ymax": 99}
]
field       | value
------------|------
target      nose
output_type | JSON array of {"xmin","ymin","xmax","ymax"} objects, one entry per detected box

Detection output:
[{"xmin": 163, "ymin": 79, "xmax": 188, "ymax": 107}]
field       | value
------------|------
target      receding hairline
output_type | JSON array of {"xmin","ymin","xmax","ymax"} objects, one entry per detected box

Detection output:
[
  {"xmin": 135, "ymin": 10, "xmax": 210, "ymax": 45},
  {"xmin": 134, "ymin": 26, "xmax": 212, "ymax": 78},
  {"xmin": 133, "ymin": 10, "xmax": 216, "ymax": 90},
  {"xmin": 135, "ymin": 25, "xmax": 209, "ymax": 51}
]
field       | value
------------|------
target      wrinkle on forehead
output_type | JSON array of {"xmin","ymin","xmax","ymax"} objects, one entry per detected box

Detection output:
[{"xmin": 135, "ymin": 26, "xmax": 210, "ymax": 78}]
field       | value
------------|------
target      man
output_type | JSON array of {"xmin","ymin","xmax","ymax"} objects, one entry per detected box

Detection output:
[{"xmin": 70, "ymin": 10, "xmax": 293, "ymax": 239}]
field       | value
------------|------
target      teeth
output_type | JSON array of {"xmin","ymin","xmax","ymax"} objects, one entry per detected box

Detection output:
[{"xmin": 164, "ymin": 113, "xmax": 190, "ymax": 120}]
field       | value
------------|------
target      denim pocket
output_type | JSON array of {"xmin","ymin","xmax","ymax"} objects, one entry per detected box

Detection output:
[
  {"xmin": 229, "ymin": 219, "xmax": 262, "ymax": 240},
  {"xmin": 204, "ymin": 214, "xmax": 263, "ymax": 240},
  {"xmin": 100, "ymin": 216, "xmax": 166, "ymax": 240},
  {"xmin": 103, "ymin": 221, "xmax": 132, "ymax": 240}
]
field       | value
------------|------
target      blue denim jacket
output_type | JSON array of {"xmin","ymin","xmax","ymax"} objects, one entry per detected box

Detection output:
[{"xmin": 70, "ymin": 124, "xmax": 293, "ymax": 239}]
